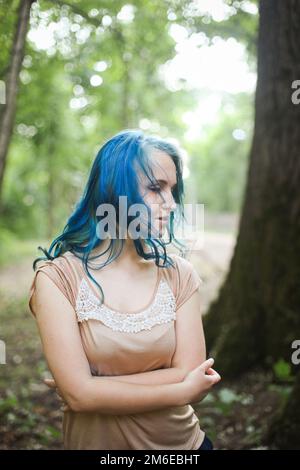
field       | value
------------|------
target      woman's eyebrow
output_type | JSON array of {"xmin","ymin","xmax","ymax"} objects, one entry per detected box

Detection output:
[{"xmin": 156, "ymin": 179, "xmax": 177, "ymax": 188}]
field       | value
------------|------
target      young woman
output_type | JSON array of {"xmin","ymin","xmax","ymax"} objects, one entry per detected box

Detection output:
[{"xmin": 28, "ymin": 129, "xmax": 221, "ymax": 450}]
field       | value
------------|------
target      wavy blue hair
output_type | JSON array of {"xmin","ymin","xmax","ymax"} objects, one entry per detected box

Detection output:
[{"xmin": 33, "ymin": 129, "xmax": 188, "ymax": 299}]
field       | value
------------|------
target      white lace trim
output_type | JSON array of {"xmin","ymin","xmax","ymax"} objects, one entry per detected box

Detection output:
[{"xmin": 75, "ymin": 277, "xmax": 176, "ymax": 333}]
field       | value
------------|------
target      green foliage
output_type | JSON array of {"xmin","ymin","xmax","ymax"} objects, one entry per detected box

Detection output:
[
  {"xmin": 0, "ymin": 294, "xmax": 62, "ymax": 449},
  {"xmin": 188, "ymin": 91, "xmax": 253, "ymax": 211},
  {"xmin": 272, "ymin": 359, "xmax": 295, "ymax": 383},
  {"xmin": 201, "ymin": 386, "xmax": 254, "ymax": 416},
  {"xmin": 0, "ymin": 0, "xmax": 257, "ymax": 239},
  {"xmin": 0, "ymin": 224, "xmax": 46, "ymax": 266},
  {"xmin": 0, "ymin": 0, "xmax": 19, "ymax": 76}
]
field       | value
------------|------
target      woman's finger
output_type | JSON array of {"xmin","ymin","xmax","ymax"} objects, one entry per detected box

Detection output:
[
  {"xmin": 44, "ymin": 378, "xmax": 56, "ymax": 388},
  {"xmin": 44, "ymin": 379, "xmax": 65, "ymax": 401},
  {"xmin": 206, "ymin": 367, "xmax": 218, "ymax": 375},
  {"xmin": 207, "ymin": 370, "xmax": 222, "ymax": 383},
  {"xmin": 62, "ymin": 404, "xmax": 71, "ymax": 412},
  {"xmin": 44, "ymin": 378, "xmax": 68, "ymax": 406}
]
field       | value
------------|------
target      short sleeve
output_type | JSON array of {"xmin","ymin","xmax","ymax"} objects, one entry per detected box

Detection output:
[
  {"xmin": 171, "ymin": 255, "xmax": 203, "ymax": 310},
  {"xmin": 28, "ymin": 256, "xmax": 76, "ymax": 317}
]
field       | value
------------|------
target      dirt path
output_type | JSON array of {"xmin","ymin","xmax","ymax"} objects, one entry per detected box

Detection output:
[{"xmin": 190, "ymin": 231, "xmax": 236, "ymax": 314}]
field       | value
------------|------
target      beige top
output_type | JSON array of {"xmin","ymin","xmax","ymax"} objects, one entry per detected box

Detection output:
[{"xmin": 28, "ymin": 251, "xmax": 205, "ymax": 450}]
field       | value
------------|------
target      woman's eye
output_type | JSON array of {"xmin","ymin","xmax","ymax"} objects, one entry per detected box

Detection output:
[{"xmin": 149, "ymin": 186, "xmax": 161, "ymax": 193}]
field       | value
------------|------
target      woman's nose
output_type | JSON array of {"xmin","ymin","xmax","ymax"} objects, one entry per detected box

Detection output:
[{"xmin": 161, "ymin": 190, "xmax": 176, "ymax": 211}]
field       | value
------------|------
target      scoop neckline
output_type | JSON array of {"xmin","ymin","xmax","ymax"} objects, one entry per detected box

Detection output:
[{"xmin": 66, "ymin": 252, "xmax": 162, "ymax": 315}]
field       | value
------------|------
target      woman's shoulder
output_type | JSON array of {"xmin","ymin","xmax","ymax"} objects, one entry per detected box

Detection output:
[
  {"xmin": 28, "ymin": 252, "xmax": 80, "ymax": 317},
  {"xmin": 164, "ymin": 253, "xmax": 203, "ymax": 310},
  {"xmin": 166, "ymin": 252, "xmax": 197, "ymax": 276},
  {"xmin": 159, "ymin": 252, "xmax": 192, "ymax": 282},
  {"xmin": 34, "ymin": 251, "xmax": 70, "ymax": 268},
  {"xmin": 44, "ymin": 251, "xmax": 82, "ymax": 274}
]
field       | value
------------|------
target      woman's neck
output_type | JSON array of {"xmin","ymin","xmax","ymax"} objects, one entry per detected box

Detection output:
[{"xmin": 90, "ymin": 237, "xmax": 153, "ymax": 272}]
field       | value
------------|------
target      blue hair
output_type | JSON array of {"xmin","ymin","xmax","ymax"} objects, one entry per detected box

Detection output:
[{"xmin": 33, "ymin": 129, "xmax": 188, "ymax": 300}]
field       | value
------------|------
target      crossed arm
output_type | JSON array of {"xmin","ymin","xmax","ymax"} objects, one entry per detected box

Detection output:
[
  {"xmin": 31, "ymin": 271, "xmax": 206, "ymax": 412},
  {"xmin": 99, "ymin": 367, "xmax": 187, "ymax": 385},
  {"xmin": 99, "ymin": 285, "xmax": 206, "ymax": 386}
]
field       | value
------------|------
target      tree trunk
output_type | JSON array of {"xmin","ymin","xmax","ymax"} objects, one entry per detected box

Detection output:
[
  {"xmin": 203, "ymin": 0, "xmax": 300, "ymax": 387},
  {"xmin": 0, "ymin": 0, "xmax": 35, "ymax": 203},
  {"xmin": 203, "ymin": 0, "xmax": 300, "ymax": 449}
]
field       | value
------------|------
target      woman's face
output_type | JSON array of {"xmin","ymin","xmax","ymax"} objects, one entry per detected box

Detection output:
[{"xmin": 139, "ymin": 150, "xmax": 177, "ymax": 237}]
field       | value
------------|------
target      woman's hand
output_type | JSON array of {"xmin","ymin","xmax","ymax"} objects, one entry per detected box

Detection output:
[
  {"xmin": 44, "ymin": 378, "xmax": 71, "ymax": 412},
  {"xmin": 181, "ymin": 358, "xmax": 221, "ymax": 405}
]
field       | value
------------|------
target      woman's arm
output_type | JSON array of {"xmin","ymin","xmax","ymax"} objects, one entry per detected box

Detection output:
[
  {"xmin": 98, "ymin": 367, "xmax": 186, "ymax": 385},
  {"xmin": 77, "ymin": 376, "xmax": 184, "ymax": 414},
  {"xmin": 32, "ymin": 272, "xmax": 185, "ymax": 414},
  {"xmin": 170, "ymin": 287, "xmax": 207, "ymax": 372}
]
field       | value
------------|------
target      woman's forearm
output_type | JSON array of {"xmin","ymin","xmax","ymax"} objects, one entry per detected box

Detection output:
[
  {"xmin": 98, "ymin": 367, "xmax": 186, "ymax": 386},
  {"xmin": 73, "ymin": 376, "xmax": 186, "ymax": 414}
]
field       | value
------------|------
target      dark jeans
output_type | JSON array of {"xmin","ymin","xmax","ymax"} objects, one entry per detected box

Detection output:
[{"xmin": 197, "ymin": 434, "xmax": 214, "ymax": 450}]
